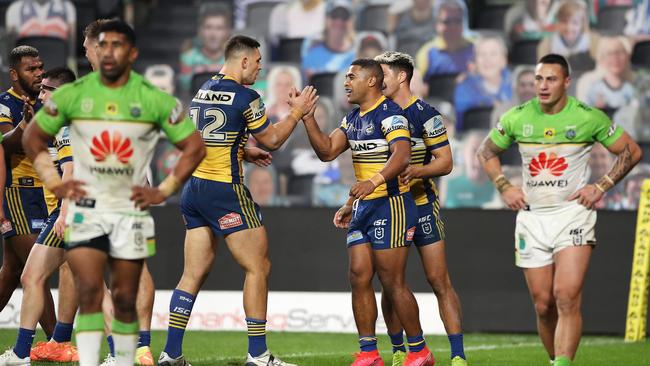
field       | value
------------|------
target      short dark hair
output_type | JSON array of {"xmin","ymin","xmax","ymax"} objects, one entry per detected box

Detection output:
[
  {"xmin": 9, "ymin": 45, "xmax": 39, "ymax": 69},
  {"xmin": 97, "ymin": 19, "xmax": 136, "ymax": 46},
  {"xmin": 538, "ymin": 53, "xmax": 570, "ymax": 77},
  {"xmin": 83, "ymin": 19, "xmax": 110, "ymax": 41},
  {"xmin": 224, "ymin": 35, "xmax": 260, "ymax": 60},
  {"xmin": 43, "ymin": 67, "xmax": 76, "ymax": 85},
  {"xmin": 374, "ymin": 51, "xmax": 415, "ymax": 82},
  {"xmin": 199, "ymin": 3, "xmax": 231, "ymax": 28},
  {"xmin": 351, "ymin": 58, "xmax": 384, "ymax": 87}
]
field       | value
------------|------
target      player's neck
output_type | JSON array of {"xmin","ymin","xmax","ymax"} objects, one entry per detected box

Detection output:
[
  {"xmin": 359, "ymin": 91, "xmax": 384, "ymax": 112},
  {"xmin": 100, "ymin": 69, "xmax": 132, "ymax": 88},
  {"xmin": 391, "ymin": 88, "xmax": 414, "ymax": 109},
  {"xmin": 219, "ymin": 66, "xmax": 241, "ymax": 84},
  {"xmin": 11, "ymin": 84, "xmax": 34, "ymax": 101},
  {"xmin": 540, "ymin": 94, "xmax": 568, "ymax": 115}
]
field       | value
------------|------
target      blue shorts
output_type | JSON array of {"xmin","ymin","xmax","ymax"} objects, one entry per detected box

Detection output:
[
  {"xmin": 35, "ymin": 208, "xmax": 64, "ymax": 248},
  {"xmin": 180, "ymin": 177, "xmax": 263, "ymax": 237},
  {"xmin": 3, "ymin": 187, "xmax": 52, "ymax": 239},
  {"xmin": 413, "ymin": 200, "xmax": 445, "ymax": 247},
  {"xmin": 346, "ymin": 193, "xmax": 417, "ymax": 250}
]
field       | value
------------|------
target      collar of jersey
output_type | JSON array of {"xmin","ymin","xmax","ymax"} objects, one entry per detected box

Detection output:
[
  {"xmin": 7, "ymin": 88, "xmax": 35, "ymax": 105},
  {"xmin": 404, "ymin": 95, "xmax": 418, "ymax": 109},
  {"xmin": 360, "ymin": 95, "xmax": 386, "ymax": 116},
  {"xmin": 217, "ymin": 73, "xmax": 238, "ymax": 83}
]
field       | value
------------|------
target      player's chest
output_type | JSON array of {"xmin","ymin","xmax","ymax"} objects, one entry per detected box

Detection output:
[{"xmin": 515, "ymin": 117, "xmax": 592, "ymax": 143}]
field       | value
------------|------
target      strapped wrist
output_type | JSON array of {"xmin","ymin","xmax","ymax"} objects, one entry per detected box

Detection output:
[
  {"xmin": 369, "ymin": 173, "xmax": 385, "ymax": 188},
  {"xmin": 33, "ymin": 151, "xmax": 62, "ymax": 191},
  {"xmin": 158, "ymin": 174, "xmax": 180, "ymax": 198}
]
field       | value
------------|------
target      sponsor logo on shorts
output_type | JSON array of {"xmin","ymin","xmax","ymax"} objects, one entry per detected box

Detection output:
[
  {"xmin": 406, "ymin": 227, "xmax": 415, "ymax": 241},
  {"xmin": 30, "ymin": 219, "xmax": 45, "ymax": 230},
  {"xmin": 374, "ymin": 227, "xmax": 384, "ymax": 240},
  {"xmin": 347, "ymin": 230, "xmax": 363, "ymax": 244},
  {"xmin": 218, "ymin": 213, "xmax": 243, "ymax": 230},
  {"xmin": 570, "ymin": 228, "xmax": 584, "ymax": 245},
  {"xmin": 18, "ymin": 177, "xmax": 34, "ymax": 186},
  {"xmin": 0, "ymin": 219, "xmax": 13, "ymax": 234}
]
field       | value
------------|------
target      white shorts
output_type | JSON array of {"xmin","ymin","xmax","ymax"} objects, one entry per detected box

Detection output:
[
  {"xmin": 514, "ymin": 202, "xmax": 596, "ymax": 268},
  {"xmin": 65, "ymin": 208, "xmax": 156, "ymax": 260}
]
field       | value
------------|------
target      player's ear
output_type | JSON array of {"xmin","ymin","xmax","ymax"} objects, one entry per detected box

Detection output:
[
  {"xmin": 367, "ymin": 75, "xmax": 376, "ymax": 88},
  {"xmin": 128, "ymin": 46, "xmax": 139, "ymax": 63},
  {"xmin": 241, "ymin": 55, "xmax": 249, "ymax": 70},
  {"xmin": 8, "ymin": 68, "xmax": 17, "ymax": 83}
]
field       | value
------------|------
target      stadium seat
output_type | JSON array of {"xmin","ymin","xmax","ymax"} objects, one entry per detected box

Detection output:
[
  {"xmin": 426, "ymin": 73, "xmax": 459, "ymax": 103},
  {"xmin": 596, "ymin": 5, "xmax": 631, "ymax": 35},
  {"xmin": 462, "ymin": 106, "xmax": 493, "ymax": 131},
  {"xmin": 500, "ymin": 143, "xmax": 522, "ymax": 166},
  {"xmin": 75, "ymin": 0, "xmax": 96, "ymax": 58},
  {"xmin": 473, "ymin": 4, "xmax": 509, "ymax": 30},
  {"xmin": 0, "ymin": 65, "xmax": 8, "ymax": 89},
  {"xmin": 16, "ymin": 36, "xmax": 67, "ymax": 68},
  {"xmin": 631, "ymin": 40, "xmax": 650, "ymax": 69},
  {"xmin": 246, "ymin": 1, "xmax": 281, "ymax": 36},
  {"xmin": 509, "ymin": 39, "xmax": 540, "ymax": 65},
  {"xmin": 277, "ymin": 38, "xmax": 304, "ymax": 64},
  {"xmin": 308, "ymin": 72, "xmax": 338, "ymax": 98},
  {"xmin": 357, "ymin": 4, "xmax": 389, "ymax": 35},
  {"xmin": 567, "ymin": 52, "xmax": 595, "ymax": 72},
  {"xmin": 640, "ymin": 142, "xmax": 650, "ymax": 162},
  {"xmin": 396, "ymin": 38, "xmax": 426, "ymax": 59},
  {"xmin": 191, "ymin": 71, "xmax": 216, "ymax": 93}
]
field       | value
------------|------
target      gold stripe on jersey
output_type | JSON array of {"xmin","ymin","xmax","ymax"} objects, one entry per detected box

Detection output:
[
  {"xmin": 385, "ymin": 128, "xmax": 410, "ymax": 143},
  {"xmin": 44, "ymin": 189, "xmax": 57, "ymax": 214},
  {"xmin": 353, "ymin": 162, "xmax": 410, "ymax": 200},
  {"xmin": 0, "ymin": 117, "xmax": 12, "ymax": 123},
  {"xmin": 193, "ymin": 146, "xmax": 243, "ymax": 183},
  {"xmin": 6, "ymin": 187, "xmax": 30, "ymax": 235},
  {"xmin": 58, "ymin": 145, "xmax": 73, "ymax": 161},
  {"xmin": 424, "ymin": 134, "xmax": 448, "ymax": 147},
  {"xmin": 244, "ymin": 109, "xmax": 268, "ymax": 131}
]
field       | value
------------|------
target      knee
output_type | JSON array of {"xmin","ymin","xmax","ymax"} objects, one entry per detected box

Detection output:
[
  {"xmin": 76, "ymin": 280, "xmax": 103, "ymax": 308},
  {"xmin": 20, "ymin": 268, "xmax": 46, "ymax": 289},
  {"xmin": 349, "ymin": 265, "xmax": 373, "ymax": 289},
  {"xmin": 111, "ymin": 288, "xmax": 137, "ymax": 318},
  {"xmin": 532, "ymin": 294, "xmax": 556, "ymax": 319},
  {"xmin": 553, "ymin": 287, "xmax": 580, "ymax": 314},
  {"xmin": 427, "ymin": 272, "xmax": 452, "ymax": 296}
]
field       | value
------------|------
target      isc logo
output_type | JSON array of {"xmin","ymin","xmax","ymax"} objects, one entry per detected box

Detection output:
[
  {"xmin": 373, "ymin": 219, "xmax": 387, "ymax": 226},
  {"xmin": 173, "ymin": 307, "xmax": 191, "ymax": 315}
]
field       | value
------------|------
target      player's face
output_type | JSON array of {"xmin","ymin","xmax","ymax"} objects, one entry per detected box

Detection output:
[
  {"xmin": 344, "ymin": 65, "xmax": 371, "ymax": 105},
  {"xmin": 534, "ymin": 63, "xmax": 570, "ymax": 107},
  {"xmin": 38, "ymin": 77, "xmax": 60, "ymax": 103},
  {"xmin": 379, "ymin": 64, "xmax": 400, "ymax": 99},
  {"xmin": 12, "ymin": 56, "xmax": 44, "ymax": 98},
  {"xmin": 98, "ymin": 31, "xmax": 138, "ymax": 81},
  {"xmin": 200, "ymin": 16, "xmax": 230, "ymax": 53},
  {"xmin": 242, "ymin": 48, "xmax": 262, "ymax": 85},
  {"xmin": 83, "ymin": 36, "xmax": 100, "ymax": 71}
]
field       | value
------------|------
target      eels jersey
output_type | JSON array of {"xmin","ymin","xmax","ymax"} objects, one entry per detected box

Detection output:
[
  {"xmin": 403, "ymin": 96, "xmax": 449, "ymax": 206},
  {"xmin": 340, "ymin": 96, "xmax": 411, "ymax": 200},
  {"xmin": 190, "ymin": 74, "xmax": 270, "ymax": 184},
  {"xmin": 490, "ymin": 96, "xmax": 624, "ymax": 207}
]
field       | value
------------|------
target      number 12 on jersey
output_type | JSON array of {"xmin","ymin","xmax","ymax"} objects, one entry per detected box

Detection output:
[{"xmin": 189, "ymin": 107, "xmax": 227, "ymax": 143}]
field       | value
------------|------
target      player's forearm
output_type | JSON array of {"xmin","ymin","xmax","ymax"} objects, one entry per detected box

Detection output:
[
  {"xmin": 596, "ymin": 143, "xmax": 642, "ymax": 192},
  {"xmin": 170, "ymin": 133, "xmax": 206, "ymax": 184},
  {"xmin": 2, "ymin": 123, "xmax": 26, "ymax": 154},
  {"xmin": 419, "ymin": 153, "xmax": 453, "ymax": 178},
  {"xmin": 476, "ymin": 137, "xmax": 506, "ymax": 181},
  {"xmin": 0, "ymin": 146, "xmax": 6, "ymax": 210},
  {"xmin": 380, "ymin": 141, "xmax": 411, "ymax": 181},
  {"xmin": 262, "ymin": 112, "xmax": 301, "ymax": 150},
  {"xmin": 303, "ymin": 116, "xmax": 336, "ymax": 161}
]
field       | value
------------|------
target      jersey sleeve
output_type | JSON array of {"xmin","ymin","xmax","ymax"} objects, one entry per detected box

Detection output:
[
  {"xmin": 56, "ymin": 127, "xmax": 73, "ymax": 164},
  {"xmin": 591, "ymin": 109, "xmax": 624, "ymax": 147},
  {"xmin": 380, "ymin": 114, "xmax": 410, "ymax": 144},
  {"xmin": 244, "ymin": 91, "xmax": 270, "ymax": 134},
  {"xmin": 423, "ymin": 113, "xmax": 449, "ymax": 151},
  {"xmin": 339, "ymin": 116, "xmax": 348, "ymax": 132},
  {"xmin": 159, "ymin": 96, "xmax": 196, "ymax": 144},
  {"xmin": 34, "ymin": 86, "xmax": 72, "ymax": 136},
  {"xmin": 489, "ymin": 109, "xmax": 515, "ymax": 149},
  {"xmin": 0, "ymin": 102, "xmax": 13, "ymax": 125}
]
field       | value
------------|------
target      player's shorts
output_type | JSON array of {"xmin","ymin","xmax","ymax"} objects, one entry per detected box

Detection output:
[
  {"xmin": 180, "ymin": 177, "xmax": 262, "ymax": 237},
  {"xmin": 515, "ymin": 202, "xmax": 596, "ymax": 268},
  {"xmin": 36, "ymin": 207, "xmax": 64, "ymax": 249},
  {"xmin": 3, "ymin": 187, "xmax": 54, "ymax": 239},
  {"xmin": 65, "ymin": 207, "xmax": 156, "ymax": 260},
  {"xmin": 346, "ymin": 193, "xmax": 417, "ymax": 250},
  {"xmin": 413, "ymin": 199, "xmax": 445, "ymax": 247}
]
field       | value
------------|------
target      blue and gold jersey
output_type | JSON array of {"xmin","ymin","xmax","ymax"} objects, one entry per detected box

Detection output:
[
  {"xmin": 52, "ymin": 127, "xmax": 72, "ymax": 176},
  {"xmin": 190, "ymin": 74, "xmax": 270, "ymax": 184},
  {"xmin": 341, "ymin": 96, "xmax": 411, "ymax": 200},
  {"xmin": 403, "ymin": 97, "xmax": 449, "ymax": 205}
]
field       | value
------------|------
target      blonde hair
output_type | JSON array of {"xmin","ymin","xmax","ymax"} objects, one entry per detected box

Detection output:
[{"xmin": 556, "ymin": 0, "xmax": 589, "ymax": 31}]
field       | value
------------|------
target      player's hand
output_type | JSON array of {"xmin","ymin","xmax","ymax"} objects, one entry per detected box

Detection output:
[
  {"xmin": 400, "ymin": 165, "xmax": 422, "ymax": 184},
  {"xmin": 349, "ymin": 180, "xmax": 376, "ymax": 200},
  {"xmin": 51, "ymin": 180, "xmax": 87, "ymax": 201},
  {"xmin": 53, "ymin": 215, "xmax": 66, "ymax": 239},
  {"xmin": 21, "ymin": 96, "xmax": 34, "ymax": 124},
  {"xmin": 288, "ymin": 86, "xmax": 319, "ymax": 117},
  {"xmin": 567, "ymin": 184, "xmax": 603, "ymax": 210},
  {"xmin": 333, "ymin": 204, "xmax": 353, "ymax": 229},
  {"xmin": 0, "ymin": 217, "xmax": 11, "ymax": 235},
  {"xmin": 130, "ymin": 186, "xmax": 166, "ymax": 210},
  {"xmin": 500, "ymin": 186, "xmax": 527, "ymax": 210},
  {"xmin": 244, "ymin": 146, "xmax": 272, "ymax": 167}
]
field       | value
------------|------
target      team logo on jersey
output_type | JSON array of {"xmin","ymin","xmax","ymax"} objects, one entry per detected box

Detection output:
[
  {"xmin": 523, "ymin": 124, "xmax": 533, "ymax": 137},
  {"xmin": 105, "ymin": 102, "xmax": 118, "ymax": 116},
  {"xmin": 130, "ymin": 103, "xmax": 141, "ymax": 118},
  {"xmin": 44, "ymin": 99, "xmax": 58, "ymax": 116},
  {"xmin": 365, "ymin": 123, "xmax": 374, "ymax": 135},
  {"xmin": 90, "ymin": 130, "xmax": 134, "ymax": 164},
  {"xmin": 565, "ymin": 127, "xmax": 576, "ymax": 140},
  {"xmin": 543, "ymin": 128, "xmax": 555, "ymax": 138},
  {"xmin": 529, "ymin": 152, "xmax": 567, "ymax": 177},
  {"xmin": 81, "ymin": 98, "xmax": 93, "ymax": 113}
]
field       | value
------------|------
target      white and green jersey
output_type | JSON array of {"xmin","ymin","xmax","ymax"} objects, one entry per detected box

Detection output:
[
  {"xmin": 34, "ymin": 71, "xmax": 195, "ymax": 213},
  {"xmin": 490, "ymin": 96, "xmax": 624, "ymax": 208}
]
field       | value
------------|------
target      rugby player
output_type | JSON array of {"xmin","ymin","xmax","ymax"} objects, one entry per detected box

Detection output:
[
  {"xmin": 23, "ymin": 20, "xmax": 206, "ymax": 366},
  {"xmin": 158, "ymin": 35, "xmax": 316, "ymax": 366},
  {"xmin": 0, "ymin": 45, "xmax": 56, "ymax": 338},
  {"xmin": 477, "ymin": 54, "xmax": 642, "ymax": 366},
  {"xmin": 301, "ymin": 58, "xmax": 433, "ymax": 366}
]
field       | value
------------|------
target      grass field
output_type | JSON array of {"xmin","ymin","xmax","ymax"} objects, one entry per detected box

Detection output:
[{"xmin": 1, "ymin": 330, "xmax": 648, "ymax": 365}]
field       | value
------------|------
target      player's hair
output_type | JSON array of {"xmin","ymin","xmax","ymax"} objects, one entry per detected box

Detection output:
[
  {"xmin": 199, "ymin": 3, "xmax": 232, "ymax": 28},
  {"xmin": 43, "ymin": 67, "xmax": 76, "ymax": 85},
  {"xmin": 538, "ymin": 53, "xmax": 571, "ymax": 77},
  {"xmin": 9, "ymin": 45, "xmax": 39, "ymax": 69},
  {"xmin": 351, "ymin": 58, "xmax": 384, "ymax": 87},
  {"xmin": 374, "ymin": 51, "xmax": 414, "ymax": 82},
  {"xmin": 83, "ymin": 19, "xmax": 111, "ymax": 42},
  {"xmin": 224, "ymin": 35, "xmax": 260, "ymax": 60},
  {"xmin": 97, "ymin": 19, "xmax": 136, "ymax": 46}
]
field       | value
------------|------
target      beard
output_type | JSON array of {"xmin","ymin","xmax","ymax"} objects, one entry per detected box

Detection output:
[{"xmin": 17, "ymin": 75, "xmax": 39, "ymax": 99}]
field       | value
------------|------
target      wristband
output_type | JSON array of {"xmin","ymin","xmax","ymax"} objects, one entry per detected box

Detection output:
[
  {"xmin": 603, "ymin": 175, "xmax": 614, "ymax": 186},
  {"xmin": 289, "ymin": 108, "xmax": 303, "ymax": 121},
  {"xmin": 594, "ymin": 183, "xmax": 606, "ymax": 193},
  {"xmin": 369, "ymin": 173, "xmax": 385, "ymax": 187},
  {"xmin": 18, "ymin": 121, "xmax": 26, "ymax": 130},
  {"xmin": 158, "ymin": 174, "xmax": 181, "ymax": 198},
  {"xmin": 33, "ymin": 151, "xmax": 63, "ymax": 191}
]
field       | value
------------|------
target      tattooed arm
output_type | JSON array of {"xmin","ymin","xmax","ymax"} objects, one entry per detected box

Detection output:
[
  {"xmin": 476, "ymin": 136, "xmax": 527, "ymax": 210},
  {"xmin": 568, "ymin": 132, "xmax": 642, "ymax": 209}
]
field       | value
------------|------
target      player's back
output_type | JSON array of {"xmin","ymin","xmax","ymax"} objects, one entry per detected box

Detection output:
[{"xmin": 190, "ymin": 74, "xmax": 268, "ymax": 184}]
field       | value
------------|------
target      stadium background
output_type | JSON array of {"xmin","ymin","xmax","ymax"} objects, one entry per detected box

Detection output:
[{"xmin": 0, "ymin": 0, "xmax": 648, "ymax": 345}]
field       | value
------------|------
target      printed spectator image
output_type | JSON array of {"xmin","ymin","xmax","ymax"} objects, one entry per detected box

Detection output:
[{"xmin": 0, "ymin": 1, "xmax": 648, "ymax": 366}]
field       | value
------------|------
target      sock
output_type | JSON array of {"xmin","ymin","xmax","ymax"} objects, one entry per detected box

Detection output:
[
  {"xmin": 359, "ymin": 335, "xmax": 377, "ymax": 352},
  {"xmin": 13, "ymin": 328, "xmax": 36, "ymax": 359},
  {"xmin": 164, "ymin": 289, "xmax": 195, "ymax": 358},
  {"xmin": 246, "ymin": 318, "xmax": 268, "ymax": 357},
  {"xmin": 388, "ymin": 330, "xmax": 406, "ymax": 353},
  {"xmin": 138, "ymin": 330, "xmax": 151, "ymax": 348},
  {"xmin": 53, "ymin": 322, "xmax": 74, "ymax": 343},
  {"xmin": 407, "ymin": 333, "xmax": 426, "ymax": 353},
  {"xmin": 112, "ymin": 319, "xmax": 139, "ymax": 366},
  {"xmin": 76, "ymin": 312, "xmax": 104, "ymax": 365},
  {"xmin": 106, "ymin": 335, "xmax": 115, "ymax": 357},
  {"xmin": 554, "ymin": 356, "xmax": 572, "ymax": 366},
  {"xmin": 448, "ymin": 333, "xmax": 466, "ymax": 359}
]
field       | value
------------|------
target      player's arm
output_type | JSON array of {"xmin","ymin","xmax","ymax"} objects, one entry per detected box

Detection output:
[
  {"xmin": 243, "ymin": 146, "xmax": 272, "ymax": 167},
  {"xmin": 303, "ymin": 116, "xmax": 349, "ymax": 161},
  {"xmin": 350, "ymin": 139, "xmax": 411, "ymax": 199},
  {"xmin": 402, "ymin": 144, "xmax": 453, "ymax": 183},
  {"xmin": 0, "ymin": 100, "xmax": 29, "ymax": 154},
  {"xmin": 0, "ymin": 143, "xmax": 7, "ymax": 222},
  {"xmin": 477, "ymin": 134, "xmax": 527, "ymax": 210},
  {"xmin": 54, "ymin": 160, "xmax": 73, "ymax": 239}
]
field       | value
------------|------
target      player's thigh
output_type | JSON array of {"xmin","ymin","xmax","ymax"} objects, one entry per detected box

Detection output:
[
  {"xmin": 224, "ymin": 226, "xmax": 269, "ymax": 272},
  {"xmin": 6, "ymin": 233, "xmax": 39, "ymax": 264},
  {"xmin": 552, "ymin": 245, "xmax": 592, "ymax": 300},
  {"xmin": 348, "ymin": 243, "xmax": 375, "ymax": 284},
  {"xmin": 109, "ymin": 258, "xmax": 144, "ymax": 299},
  {"xmin": 21, "ymin": 244, "xmax": 65, "ymax": 285},
  {"xmin": 417, "ymin": 241, "xmax": 450, "ymax": 283},
  {"xmin": 183, "ymin": 226, "xmax": 217, "ymax": 274},
  {"xmin": 523, "ymin": 265, "xmax": 555, "ymax": 304}
]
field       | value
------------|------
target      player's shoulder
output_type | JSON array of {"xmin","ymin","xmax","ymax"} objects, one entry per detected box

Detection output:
[
  {"xmin": 568, "ymin": 96, "xmax": 608, "ymax": 120},
  {"xmin": 501, "ymin": 98, "xmax": 537, "ymax": 123},
  {"xmin": 381, "ymin": 98, "xmax": 404, "ymax": 114}
]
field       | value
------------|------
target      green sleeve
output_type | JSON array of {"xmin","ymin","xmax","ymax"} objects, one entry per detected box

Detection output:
[
  {"xmin": 34, "ymin": 86, "xmax": 71, "ymax": 136},
  {"xmin": 592, "ymin": 109, "xmax": 624, "ymax": 147},
  {"xmin": 489, "ymin": 111, "xmax": 514, "ymax": 150},
  {"xmin": 159, "ymin": 96, "xmax": 196, "ymax": 144}
]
